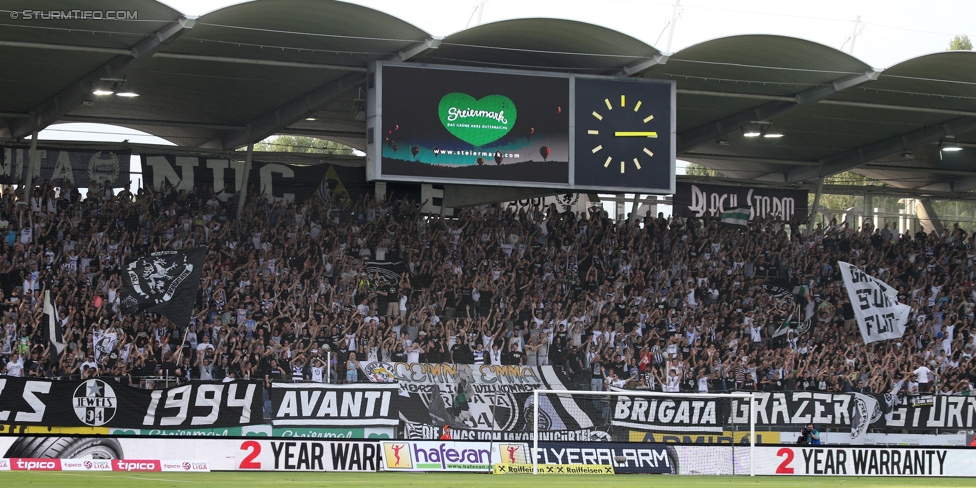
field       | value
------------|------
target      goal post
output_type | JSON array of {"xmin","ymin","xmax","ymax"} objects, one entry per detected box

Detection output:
[{"xmin": 531, "ymin": 389, "xmax": 757, "ymax": 476}]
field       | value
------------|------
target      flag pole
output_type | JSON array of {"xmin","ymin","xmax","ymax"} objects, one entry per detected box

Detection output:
[{"xmin": 174, "ymin": 324, "xmax": 191, "ymax": 366}]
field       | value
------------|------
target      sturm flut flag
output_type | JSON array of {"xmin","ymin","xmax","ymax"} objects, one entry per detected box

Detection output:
[
  {"xmin": 120, "ymin": 248, "xmax": 206, "ymax": 328},
  {"xmin": 838, "ymin": 261, "xmax": 911, "ymax": 344}
]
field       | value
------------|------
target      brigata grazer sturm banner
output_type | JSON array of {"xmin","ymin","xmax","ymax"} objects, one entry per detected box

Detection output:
[
  {"xmin": 0, "ymin": 377, "xmax": 262, "ymax": 429},
  {"xmin": 612, "ymin": 391, "xmax": 889, "ymax": 441},
  {"xmin": 613, "ymin": 391, "xmax": 976, "ymax": 441}
]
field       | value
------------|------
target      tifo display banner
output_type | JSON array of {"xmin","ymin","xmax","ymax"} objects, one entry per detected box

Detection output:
[
  {"xmin": 0, "ymin": 437, "xmax": 380, "ymax": 472},
  {"xmin": 838, "ymin": 261, "xmax": 911, "ymax": 344},
  {"xmin": 673, "ymin": 182, "xmax": 808, "ymax": 221},
  {"xmin": 754, "ymin": 446, "xmax": 976, "ymax": 476},
  {"xmin": 535, "ymin": 441, "xmax": 678, "ymax": 474},
  {"xmin": 0, "ymin": 377, "xmax": 262, "ymax": 429},
  {"xmin": 139, "ymin": 155, "xmax": 371, "ymax": 203},
  {"xmin": 0, "ymin": 146, "xmax": 131, "ymax": 187},
  {"xmin": 363, "ymin": 363, "xmax": 607, "ymax": 441},
  {"xmin": 270, "ymin": 383, "xmax": 399, "ymax": 427}
]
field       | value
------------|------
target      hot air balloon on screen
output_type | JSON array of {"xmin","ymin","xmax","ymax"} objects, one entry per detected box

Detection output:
[
  {"xmin": 392, "ymin": 144, "xmax": 399, "ymax": 152},
  {"xmin": 525, "ymin": 127, "xmax": 535, "ymax": 142},
  {"xmin": 411, "ymin": 146, "xmax": 420, "ymax": 158},
  {"xmin": 540, "ymin": 146, "xmax": 550, "ymax": 161},
  {"xmin": 494, "ymin": 151, "xmax": 503, "ymax": 164},
  {"xmin": 477, "ymin": 157, "xmax": 486, "ymax": 165}
]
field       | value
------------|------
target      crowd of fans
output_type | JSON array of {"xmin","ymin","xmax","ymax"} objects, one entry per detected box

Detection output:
[{"xmin": 0, "ymin": 178, "xmax": 974, "ymax": 403}]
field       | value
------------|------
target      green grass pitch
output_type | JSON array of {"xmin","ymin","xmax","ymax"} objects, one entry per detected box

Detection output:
[{"xmin": 1, "ymin": 472, "xmax": 973, "ymax": 487}]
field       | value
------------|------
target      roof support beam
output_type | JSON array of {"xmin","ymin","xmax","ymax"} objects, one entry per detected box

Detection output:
[
  {"xmin": 277, "ymin": 128, "xmax": 368, "ymax": 139},
  {"xmin": 58, "ymin": 115, "xmax": 244, "ymax": 131},
  {"xmin": 920, "ymin": 174, "xmax": 976, "ymax": 192},
  {"xmin": 397, "ymin": 37, "xmax": 443, "ymax": 61},
  {"xmin": 678, "ymin": 88, "xmax": 976, "ymax": 117},
  {"xmin": 153, "ymin": 53, "xmax": 367, "ymax": 71},
  {"xmin": 202, "ymin": 72, "xmax": 365, "ymax": 150},
  {"xmin": 619, "ymin": 53, "xmax": 670, "ymax": 76},
  {"xmin": 676, "ymin": 70, "xmax": 880, "ymax": 153},
  {"xmin": 916, "ymin": 198, "xmax": 944, "ymax": 235},
  {"xmin": 0, "ymin": 40, "xmax": 131, "ymax": 55},
  {"xmin": 7, "ymin": 17, "xmax": 195, "ymax": 139},
  {"xmin": 771, "ymin": 116, "xmax": 976, "ymax": 183},
  {"xmin": 681, "ymin": 153, "xmax": 819, "ymax": 166}
]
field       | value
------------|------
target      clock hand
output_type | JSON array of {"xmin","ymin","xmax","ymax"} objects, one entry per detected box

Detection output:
[{"xmin": 614, "ymin": 132, "xmax": 658, "ymax": 138}]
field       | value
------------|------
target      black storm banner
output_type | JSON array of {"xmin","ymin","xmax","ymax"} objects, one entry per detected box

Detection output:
[
  {"xmin": 270, "ymin": 384, "xmax": 400, "ymax": 427},
  {"xmin": 0, "ymin": 377, "xmax": 262, "ymax": 428},
  {"xmin": 673, "ymin": 182, "xmax": 809, "ymax": 221},
  {"xmin": 1, "ymin": 146, "xmax": 131, "ymax": 187},
  {"xmin": 120, "ymin": 248, "xmax": 206, "ymax": 328}
]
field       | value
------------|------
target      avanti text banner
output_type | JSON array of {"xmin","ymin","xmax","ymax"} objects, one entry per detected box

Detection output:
[{"xmin": 270, "ymin": 383, "xmax": 399, "ymax": 427}]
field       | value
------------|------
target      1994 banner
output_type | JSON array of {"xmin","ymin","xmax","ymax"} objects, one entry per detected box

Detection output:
[{"xmin": 0, "ymin": 377, "xmax": 262, "ymax": 429}]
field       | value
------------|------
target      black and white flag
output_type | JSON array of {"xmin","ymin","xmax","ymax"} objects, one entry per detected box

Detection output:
[
  {"xmin": 42, "ymin": 290, "xmax": 66, "ymax": 365},
  {"xmin": 838, "ymin": 261, "xmax": 911, "ymax": 344},
  {"xmin": 120, "ymin": 248, "xmax": 206, "ymax": 328}
]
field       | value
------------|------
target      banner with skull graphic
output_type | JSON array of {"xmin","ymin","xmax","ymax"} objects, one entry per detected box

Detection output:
[{"xmin": 120, "ymin": 248, "xmax": 206, "ymax": 328}]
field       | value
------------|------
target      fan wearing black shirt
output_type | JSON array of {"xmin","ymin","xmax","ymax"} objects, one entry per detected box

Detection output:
[
  {"xmin": 376, "ymin": 279, "xmax": 399, "ymax": 317},
  {"xmin": 502, "ymin": 344, "xmax": 525, "ymax": 366}
]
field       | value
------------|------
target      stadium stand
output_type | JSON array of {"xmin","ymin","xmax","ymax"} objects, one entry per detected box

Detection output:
[{"xmin": 0, "ymin": 180, "xmax": 973, "ymax": 409}]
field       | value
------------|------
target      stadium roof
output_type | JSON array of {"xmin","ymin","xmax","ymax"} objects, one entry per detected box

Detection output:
[{"xmin": 0, "ymin": 0, "xmax": 974, "ymax": 192}]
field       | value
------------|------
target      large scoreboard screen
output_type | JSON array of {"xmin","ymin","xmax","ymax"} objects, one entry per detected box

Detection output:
[{"xmin": 366, "ymin": 62, "xmax": 675, "ymax": 194}]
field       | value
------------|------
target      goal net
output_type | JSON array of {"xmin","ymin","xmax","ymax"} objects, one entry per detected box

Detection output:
[{"xmin": 531, "ymin": 389, "xmax": 757, "ymax": 476}]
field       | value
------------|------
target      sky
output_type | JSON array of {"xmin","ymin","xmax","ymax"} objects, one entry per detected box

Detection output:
[
  {"xmin": 160, "ymin": 0, "xmax": 975, "ymax": 69},
  {"xmin": 36, "ymin": 0, "xmax": 976, "ymax": 193}
]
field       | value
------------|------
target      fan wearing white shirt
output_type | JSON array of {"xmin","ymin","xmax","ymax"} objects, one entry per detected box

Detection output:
[{"xmin": 4, "ymin": 353, "xmax": 25, "ymax": 377}]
